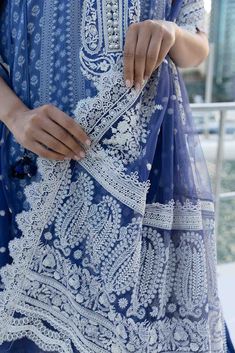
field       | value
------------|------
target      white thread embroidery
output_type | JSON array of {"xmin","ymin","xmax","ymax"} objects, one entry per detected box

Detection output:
[
  {"xmin": 176, "ymin": 0, "xmax": 207, "ymax": 34},
  {"xmin": 143, "ymin": 199, "xmax": 214, "ymax": 230},
  {"xmin": 0, "ymin": 159, "xmax": 226, "ymax": 352},
  {"xmin": 0, "ymin": 1, "xmax": 227, "ymax": 352}
]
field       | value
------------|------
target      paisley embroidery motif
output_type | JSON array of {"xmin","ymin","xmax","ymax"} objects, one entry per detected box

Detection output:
[
  {"xmin": 82, "ymin": 0, "xmax": 103, "ymax": 54},
  {"xmin": 0, "ymin": 1, "xmax": 227, "ymax": 352},
  {"xmin": 53, "ymin": 172, "xmax": 95, "ymax": 255},
  {"xmin": 174, "ymin": 232, "xmax": 208, "ymax": 318}
]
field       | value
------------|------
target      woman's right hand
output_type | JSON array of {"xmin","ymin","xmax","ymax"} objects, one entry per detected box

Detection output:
[{"xmin": 4, "ymin": 104, "xmax": 92, "ymax": 161}]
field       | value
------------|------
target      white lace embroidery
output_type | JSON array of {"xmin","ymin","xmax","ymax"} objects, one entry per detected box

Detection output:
[
  {"xmin": 79, "ymin": 151, "xmax": 150, "ymax": 215},
  {"xmin": 143, "ymin": 199, "xmax": 214, "ymax": 230},
  {"xmin": 82, "ymin": 0, "xmax": 103, "ymax": 54},
  {"xmin": 0, "ymin": 159, "xmax": 227, "ymax": 353},
  {"xmin": 79, "ymin": 0, "xmax": 140, "ymax": 80},
  {"xmin": 0, "ymin": 1, "xmax": 227, "ymax": 353},
  {"xmin": 102, "ymin": 100, "xmax": 162, "ymax": 166},
  {"xmin": 72, "ymin": 64, "xmax": 164, "ymax": 215},
  {"xmin": 0, "ymin": 161, "xmax": 226, "ymax": 352},
  {"xmin": 176, "ymin": 0, "xmax": 207, "ymax": 34}
]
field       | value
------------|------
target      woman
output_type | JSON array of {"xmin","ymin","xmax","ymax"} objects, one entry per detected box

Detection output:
[{"xmin": 0, "ymin": 0, "xmax": 233, "ymax": 352}]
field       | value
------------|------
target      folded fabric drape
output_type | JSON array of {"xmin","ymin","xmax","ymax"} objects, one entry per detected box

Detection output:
[{"xmin": 0, "ymin": 1, "xmax": 233, "ymax": 352}]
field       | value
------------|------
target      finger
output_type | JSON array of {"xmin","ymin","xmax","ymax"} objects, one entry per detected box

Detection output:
[
  {"xmin": 154, "ymin": 33, "xmax": 174, "ymax": 69},
  {"xmin": 33, "ymin": 130, "xmax": 81, "ymax": 159},
  {"xmin": 144, "ymin": 34, "xmax": 161, "ymax": 79},
  {"xmin": 134, "ymin": 26, "xmax": 151, "ymax": 90},
  {"xmin": 39, "ymin": 117, "xmax": 86, "ymax": 158},
  {"xmin": 33, "ymin": 141, "xmax": 68, "ymax": 161},
  {"xmin": 123, "ymin": 23, "xmax": 138, "ymax": 88},
  {"xmin": 43, "ymin": 105, "xmax": 92, "ymax": 148}
]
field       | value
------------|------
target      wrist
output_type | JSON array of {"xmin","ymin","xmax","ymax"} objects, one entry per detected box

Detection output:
[
  {"xmin": 169, "ymin": 23, "xmax": 183, "ymax": 58},
  {"xmin": 173, "ymin": 22, "xmax": 183, "ymax": 45},
  {"xmin": 2, "ymin": 101, "xmax": 29, "ymax": 129}
]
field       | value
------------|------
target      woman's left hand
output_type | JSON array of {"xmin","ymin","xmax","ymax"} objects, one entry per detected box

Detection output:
[{"xmin": 123, "ymin": 20, "xmax": 178, "ymax": 90}]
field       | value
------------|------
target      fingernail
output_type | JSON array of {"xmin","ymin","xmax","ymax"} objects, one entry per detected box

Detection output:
[
  {"xmin": 64, "ymin": 157, "xmax": 71, "ymax": 160},
  {"xmin": 144, "ymin": 75, "xmax": 148, "ymax": 81},
  {"xmin": 125, "ymin": 79, "xmax": 132, "ymax": 88},
  {"xmin": 74, "ymin": 155, "xmax": 81, "ymax": 161},
  {"xmin": 80, "ymin": 151, "xmax": 86, "ymax": 158},
  {"xmin": 135, "ymin": 82, "xmax": 141, "ymax": 92},
  {"xmin": 85, "ymin": 139, "xmax": 91, "ymax": 147}
]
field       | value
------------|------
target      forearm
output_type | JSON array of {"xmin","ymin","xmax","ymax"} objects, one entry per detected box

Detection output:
[
  {"xmin": 169, "ymin": 24, "xmax": 209, "ymax": 68},
  {"xmin": 0, "ymin": 77, "xmax": 28, "ymax": 129}
]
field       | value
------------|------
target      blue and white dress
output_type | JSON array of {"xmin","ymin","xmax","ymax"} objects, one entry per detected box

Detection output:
[{"xmin": 0, "ymin": 1, "xmax": 232, "ymax": 352}]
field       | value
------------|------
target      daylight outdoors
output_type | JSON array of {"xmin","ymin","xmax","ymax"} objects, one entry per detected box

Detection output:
[{"xmin": 183, "ymin": 0, "xmax": 235, "ymax": 341}]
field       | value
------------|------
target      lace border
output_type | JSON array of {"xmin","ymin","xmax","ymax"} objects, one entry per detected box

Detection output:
[
  {"xmin": 143, "ymin": 199, "xmax": 214, "ymax": 230},
  {"xmin": 80, "ymin": 151, "xmax": 150, "ymax": 215}
]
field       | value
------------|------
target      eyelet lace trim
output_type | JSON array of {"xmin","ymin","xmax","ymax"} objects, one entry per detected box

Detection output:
[{"xmin": 143, "ymin": 199, "xmax": 214, "ymax": 230}]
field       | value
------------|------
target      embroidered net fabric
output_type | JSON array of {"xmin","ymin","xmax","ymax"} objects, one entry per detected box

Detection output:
[{"xmin": 0, "ymin": 0, "xmax": 230, "ymax": 353}]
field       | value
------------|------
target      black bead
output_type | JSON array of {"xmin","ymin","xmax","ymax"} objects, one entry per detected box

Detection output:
[{"xmin": 9, "ymin": 155, "xmax": 37, "ymax": 179}]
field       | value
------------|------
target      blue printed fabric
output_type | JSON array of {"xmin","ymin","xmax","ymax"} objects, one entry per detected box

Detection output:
[{"xmin": 0, "ymin": 1, "xmax": 232, "ymax": 352}]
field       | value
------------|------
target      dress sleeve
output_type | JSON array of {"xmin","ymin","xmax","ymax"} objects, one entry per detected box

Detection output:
[
  {"xmin": 175, "ymin": 0, "xmax": 207, "ymax": 34},
  {"xmin": 0, "ymin": 5, "xmax": 11, "ymax": 85}
]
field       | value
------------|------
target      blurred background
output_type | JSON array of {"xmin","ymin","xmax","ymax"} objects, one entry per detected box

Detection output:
[{"xmin": 183, "ymin": 0, "xmax": 235, "ymax": 342}]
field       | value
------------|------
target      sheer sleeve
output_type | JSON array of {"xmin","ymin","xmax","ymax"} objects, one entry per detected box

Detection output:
[
  {"xmin": 175, "ymin": 0, "xmax": 207, "ymax": 34},
  {"xmin": 0, "ymin": 4, "xmax": 11, "ymax": 86}
]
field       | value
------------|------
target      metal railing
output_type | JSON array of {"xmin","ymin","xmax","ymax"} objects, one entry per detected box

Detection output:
[{"xmin": 190, "ymin": 102, "xmax": 235, "ymax": 237}]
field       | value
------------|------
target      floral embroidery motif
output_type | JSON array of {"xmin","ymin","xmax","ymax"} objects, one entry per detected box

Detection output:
[
  {"xmin": 174, "ymin": 232, "xmax": 208, "ymax": 318},
  {"xmin": 0, "ymin": 1, "xmax": 227, "ymax": 352},
  {"xmin": 103, "ymin": 104, "xmax": 148, "ymax": 164},
  {"xmin": 79, "ymin": 0, "xmax": 140, "ymax": 79},
  {"xmin": 0, "ymin": 158, "xmax": 226, "ymax": 352},
  {"xmin": 82, "ymin": 0, "xmax": 103, "ymax": 54}
]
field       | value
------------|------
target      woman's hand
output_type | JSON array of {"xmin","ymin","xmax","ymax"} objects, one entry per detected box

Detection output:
[
  {"xmin": 0, "ymin": 78, "xmax": 92, "ymax": 161},
  {"xmin": 5, "ymin": 104, "xmax": 92, "ymax": 161},
  {"xmin": 123, "ymin": 20, "xmax": 177, "ymax": 90}
]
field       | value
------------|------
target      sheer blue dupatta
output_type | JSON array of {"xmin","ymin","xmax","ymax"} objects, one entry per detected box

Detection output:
[
  {"xmin": 0, "ymin": 1, "xmax": 14, "ymax": 282},
  {"xmin": 0, "ymin": 0, "xmax": 232, "ymax": 352}
]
